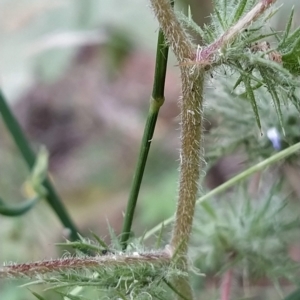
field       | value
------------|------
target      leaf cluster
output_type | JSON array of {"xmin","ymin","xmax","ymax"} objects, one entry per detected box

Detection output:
[
  {"xmin": 204, "ymin": 75, "xmax": 300, "ymax": 165},
  {"xmin": 190, "ymin": 184, "xmax": 300, "ymax": 282},
  {"xmin": 180, "ymin": 0, "xmax": 300, "ymax": 133}
]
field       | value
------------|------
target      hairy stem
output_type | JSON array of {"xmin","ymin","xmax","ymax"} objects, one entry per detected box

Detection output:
[
  {"xmin": 150, "ymin": 2, "xmax": 205, "ymax": 295},
  {"xmin": 150, "ymin": 0, "xmax": 193, "ymax": 61},
  {"xmin": 0, "ymin": 251, "xmax": 171, "ymax": 278},
  {"xmin": 120, "ymin": 7, "xmax": 172, "ymax": 249},
  {"xmin": 148, "ymin": 1, "xmax": 279, "ymax": 299},
  {"xmin": 168, "ymin": 68, "xmax": 204, "ymax": 300},
  {"xmin": 150, "ymin": 0, "xmax": 204, "ymax": 261},
  {"xmin": 171, "ymin": 68, "xmax": 204, "ymax": 255}
]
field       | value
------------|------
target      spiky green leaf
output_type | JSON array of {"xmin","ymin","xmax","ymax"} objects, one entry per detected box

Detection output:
[
  {"xmin": 232, "ymin": 0, "xmax": 248, "ymax": 24},
  {"xmin": 282, "ymin": 7, "xmax": 295, "ymax": 45}
]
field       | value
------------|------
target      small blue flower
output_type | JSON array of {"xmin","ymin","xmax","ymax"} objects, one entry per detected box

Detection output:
[{"xmin": 267, "ymin": 127, "xmax": 281, "ymax": 150}]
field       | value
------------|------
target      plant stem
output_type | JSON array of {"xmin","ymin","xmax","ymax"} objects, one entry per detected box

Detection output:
[
  {"xmin": 0, "ymin": 196, "xmax": 39, "ymax": 216},
  {"xmin": 0, "ymin": 90, "xmax": 80, "ymax": 241},
  {"xmin": 221, "ymin": 268, "xmax": 234, "ymax": 300},
  {"xmin": 148, "ymin": 1, "xmax": 280, "ymax": 298},
  {"xmin": 171, "ymin": 69, "xmax": 204, "ymax": 255},
  {"xmin": 149, "ymin": 1, "xmax": 205, "ymax": 298},
  {"xmin": 120, "ymin": 12, "xmax": 172, "ymax": 249},
  {"xmin": 143, "ymin": 141, "xmax": 300, "ymax": 240},
  {"xmin": 169, "ymin": 68, "xmax": 204, "ymax": 300},
  {"xmin": 0, "ymin": 251, "xmax": 171, "ymax": 278},
  {"xmin": 150, "ymin": 0, "xmax": 193, "ymax": 62}
]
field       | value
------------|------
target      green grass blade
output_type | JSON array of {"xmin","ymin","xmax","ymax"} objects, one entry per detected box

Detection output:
[
  {"xmin": 214, "ymin": 6, "xmax": 226, "ymax": 31},
  {"xmin": 260, "ymin": 69, "xmax": 285, "ymax": 135},
  {"xmin": 282, "ymin": 6, "xmax": 295, "ymax": 45},
  {"xmin": 243, "ymin": 76, "xmax": 262, "ymax": 133},
  {"xmin": 120, "ymin": 1, "xmax": 173, "ymax": 250}
]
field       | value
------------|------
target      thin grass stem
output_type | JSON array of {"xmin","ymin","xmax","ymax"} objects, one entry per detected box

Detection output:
[{"xmin": 120, "ymin": 3, "xmax": 173, "ymax": 249}]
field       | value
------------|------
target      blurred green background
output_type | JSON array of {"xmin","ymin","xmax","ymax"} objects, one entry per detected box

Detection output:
[{"xmin": 0, "ymin": 0, "xmax": 300, "ymax": 299}]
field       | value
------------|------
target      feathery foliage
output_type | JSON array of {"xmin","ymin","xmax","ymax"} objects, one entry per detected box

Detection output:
[{"xmin": 191, "ymin": 184, "xmax": 300, "ymax": 281}]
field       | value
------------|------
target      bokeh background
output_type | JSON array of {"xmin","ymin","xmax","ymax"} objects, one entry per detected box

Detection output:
[{"xmin": 0, "ymin": 0, "xmax": 299, "ymax": 299}]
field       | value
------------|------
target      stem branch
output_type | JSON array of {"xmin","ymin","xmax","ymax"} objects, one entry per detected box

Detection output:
[{"xmin": 199, "ymin": 0, "xmax": 278, "ymax": 62}]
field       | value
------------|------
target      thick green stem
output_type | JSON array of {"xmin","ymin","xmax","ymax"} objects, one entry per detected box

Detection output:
[
  {"xmin": 0, "ymin": 90, "xmax": 80, "ymax": 241},
  {"xmin": 120, "ymin": 24, "xmax": 171, "ymax": 249}
]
